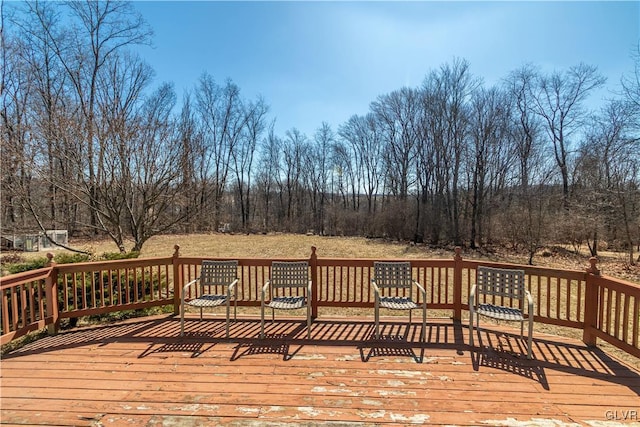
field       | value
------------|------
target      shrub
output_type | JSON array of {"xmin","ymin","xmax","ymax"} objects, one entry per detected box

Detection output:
[
  {"xmin": 54, "ymin": 253, "xmax": 91, "ymax": 264},
  {"xmin": 1, "ymin": 253, "xmax": 25, "ymax": 265},
  {"xmin": 101, "ymin": 251, "xmax": 140, "ymax": 261},
  {"xmin": 3, "ymin": 252, "xmax": 92, "ymax": 275},
  {"xmin": 5, "ymin": 257, "xmax": 49, "ymax": 274}
]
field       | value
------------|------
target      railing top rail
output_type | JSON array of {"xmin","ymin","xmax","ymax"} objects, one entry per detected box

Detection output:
[
  {"xmin": 461, "ymin": 259, "xmax": 587, "ymax": 279},
  {"xmin": 0, "ymin": 266, "xmax": 52, "ymax": 289},
  {"xmin": 177, "ymin": 256, "xmax": 308, "ymax": 266},
  {"xmin": 54, "ymin": 256, "xmax": 175, "ymax": 273},
  {"xmin": 316, "ymin": 257, "xmax": 455, "ymax": 265},
  {"xmin": 597, "ymin": 274, "xmax": 640, "ymax": 290}
]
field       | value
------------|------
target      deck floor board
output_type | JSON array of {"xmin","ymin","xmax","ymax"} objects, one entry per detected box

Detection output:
[{"xmin": 1, "ymin": 315, "xmax": 639, "ymax": 426}]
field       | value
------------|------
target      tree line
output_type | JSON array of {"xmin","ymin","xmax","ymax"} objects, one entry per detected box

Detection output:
[{"xmin": 2, "ymin": 1, "xmax": 639, "ymax": 264}]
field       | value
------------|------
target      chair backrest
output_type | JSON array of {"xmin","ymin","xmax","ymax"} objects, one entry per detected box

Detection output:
[
  {"xmin": 200, "ymin": 260, "xmax": 238, "ymax": 287},
  {"xmin": 270, "ymin": 261, "xmax": 309, "ymax": 288},
  {"xmin": 476, "ymin": 266, "xmax": 526, "ymax": 301},
  {"xmin": 373, "ymin": 262, "xmax": 413, "ymax": 288}
]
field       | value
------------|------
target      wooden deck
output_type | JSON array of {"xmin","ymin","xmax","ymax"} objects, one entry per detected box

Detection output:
[{"xmin": 1, "ymin": 314, "xmax": 639, "ymax": 426}]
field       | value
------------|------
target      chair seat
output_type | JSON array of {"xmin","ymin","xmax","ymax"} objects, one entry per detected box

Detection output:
[
  {"xmin": 267, "ymin": 296, "xmax": 306, "ymax": 310},
  {"xmin": 379, "ymin": 296, "xmax": 419, "ymax": 310},
  {"xmin": 477, "ymin": 303, "xmax": 524, "ymax": 321},
  {"xmin": 187, "ymin": 294, "xmax": 228, "ymax": 308}
]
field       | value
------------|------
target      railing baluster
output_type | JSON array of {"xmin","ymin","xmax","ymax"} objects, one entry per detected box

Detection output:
[
  {"xmin": 622, "ymin": 294, "xmax": 630, "ymax": 344},
  {"xmin": 633, "ymin": 297, "xmax": 639, "ymax": 349},
  {"xmin": 11, "ymin": 287, "xmax": 19, "ymax": 331}
]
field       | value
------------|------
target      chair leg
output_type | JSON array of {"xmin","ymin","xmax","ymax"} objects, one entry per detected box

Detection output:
[
  {"xmin": 468, "ymin": 308, "xmax": 474, "ymax": 349},
  {"xmin": 527, "ymin": 315, "xmax": 534, "ymax": 359},
  {"xmin": 225, "ymin": 301, "xmax": 230, "ymax": 339},
  {"xmin": 374, "ymin": 298, "xmax": 380, "ymax": 339},
  {"xmin": 260, "ymin": 300, "xmax": 265, "ymax": 339},
  {"xmin": 180, "ymin": 301, "xmax": 185, "ymax": 337},
  {"xmin": 421, "ymin": 305, "xmax": 426, "ymax": 343},
  {"xmin": 471, "ymin": 312, "xmax": 481, "ymax": 350},
  {"xmin": 307, "ymin": 305, "xmax": 311, "ymax": 340}
]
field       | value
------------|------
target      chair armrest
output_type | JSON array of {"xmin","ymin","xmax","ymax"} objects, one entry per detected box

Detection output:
[
  {"xmin": 413, "ymin": 281, "xmax": 427, "ymax": 297},
  {"xmin": 183, "ymin": 277, "xmax": 200, "ymax": 293},
  {"xmin": 525, "ymin": 289, "xmax": 534, "ymax": 313},
  {"xmin": 371, "ymin": 280, "xmax": 380, "ymax": 295},
  {"xmin": 227, "ymin": 278, "xmax": 239, "ymax": 297},
  {"xmin": 307, "ymin": 280, "xmax": 312, "ymax": 295},
  {"xmin": 261, "ymin": 281, "xmax": 271, "ymax": 301}
]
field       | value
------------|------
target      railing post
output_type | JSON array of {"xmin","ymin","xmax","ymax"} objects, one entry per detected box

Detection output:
[
  {"xmin": 310, "ymin": 246, "xmax": 318, "ymax": 320},
  {"xmin": 583, "ymin": 257, "xmax": 600, "ymax": 346},
  {"xmin": 45, "ymin": 253, "xmax": 59, "ymax": 336},
  {"xmin": 172, "ymin": 245, "xmax": 182, "ymax": 315},
  {"xmin": 453, "ymin": 247, "xmax": 463, "ymax": 321}
]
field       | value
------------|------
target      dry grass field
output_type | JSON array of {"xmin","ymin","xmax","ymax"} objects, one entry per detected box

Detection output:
[{"xmin": 68, "ymin": 232, "xmax": 640, "ymax": 283}]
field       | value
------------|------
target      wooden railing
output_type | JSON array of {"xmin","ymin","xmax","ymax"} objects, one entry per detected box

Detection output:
[
  {"xmin": 2, "ymin": 245, "xmax": 639, "ymax": 360},
  {"xmin": 1, "ymin": 267, "xmax": 53, "ymax": 343}
]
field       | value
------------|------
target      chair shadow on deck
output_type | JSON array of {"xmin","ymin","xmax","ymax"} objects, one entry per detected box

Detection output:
[
  {"xmin": 357, "ymin": 321, "xmax": 466, "ymax": 363},
  {"xmin": 138, "ymin": 340, "xmax": 216, "ymax": 359},
  {"xmin": 138, "ymin": 322, "xmax": 230, "ymax": 358},
  {"xmin": 230, "ymin": 340, "xmax": 304, "ymax": 361},
  {"xmin": 471, "ymin": 329, "xmax": 550, "ymax": 389},
  {"xmin": 469, "ymin": 328, "xmax": 640, "ymax": 394},
  {"xmin": 358, "ymin": 335, "xmax": 425, "ymax": 363},
  {"xmin": 230, "ymin": 322, "xmax": 307, "ymax": 361}
]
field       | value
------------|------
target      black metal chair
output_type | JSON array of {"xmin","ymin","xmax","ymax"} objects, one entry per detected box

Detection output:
[
  {"xmin": 469, "ymin": 266, "xmax": 534, "ymax": 358},
  {"xmin": 372, "ymin": 261, "xmax": 427, "ymax": 342},
  {"xmin": 260, "ymin": 261, "xmax": 312, "ymax": 339},
  {"xmin": 180, "ymin": 260, "xmax": 238, "ymax": 338}
]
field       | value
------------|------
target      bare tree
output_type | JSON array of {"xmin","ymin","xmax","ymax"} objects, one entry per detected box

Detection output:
[
  {"xmin": 231, "ymin": 97, "xmax": 268, "ymax": 230},
  {"xmin": 175, "ymin": 92, "xmax": 201, "ymax": 233},
  {"xmin": 255, "ymin": 124, "xmax": 281, "ymax": 231},
  {"xmin": 39, "ymin": 0, "xmax": 152, "ymax": 234},
  {"xmin": 90, "ymin": 52, "xmax": 153, "ymax": 251},
  {"xmin": 281, "ymin": 128, "xmax": 307, "ymax": 230},
  {"xmin": 3, "ymin": 1, "xmax": 84, "ymax": 238},
  {"xmin": 504, "ymin": 64, "xmax": 544, "ymax": 192},
  {"xmin": 4, "ymin": 0, "xmax": 152, "ymax": 240},
  {"xmin": 1, "ymin": 6, "xmax": 34, "ymax": 233},
  {"xmin": 416, "ymin": 75, "xmax": 447, "ymax": 244},
  {"xmin": 306, "ymin": 122, "xmax": 334, "ymax": 234},
  {"xmin": 194, "ymin": 75, "xmax": 248, "ymax": 230},
  {"xmin": 371, "ymin": 87, "xmax": 420, "ymax": 202},
  {"xmin": 467, "ymin": 86, "xmax": 513, "ymax": 248},
  {"xmin": 126, "ymin": 83, "xmax": 185, "ymax": 252},
  {"xmin": 621, "ymin": 43, "xmax": 640, "ymax": 112},
  {"xmin": 576, "ymin": 100, "xmax": 639, "ymax": 262},
  {"xmin": 423, "ymin": 59, "xmax": 479, "ymax": 245},
  {"xmin": 532, "ymin": 64, "xmax": 605, "ymax": 209},
  {"xmin": 338, "ymin": 114, "xmax": 383, "ymax": 216}
]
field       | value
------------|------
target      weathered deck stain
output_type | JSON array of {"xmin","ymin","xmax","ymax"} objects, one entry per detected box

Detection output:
[{"xmin": 1, "ymin": 316, "xmax": 639, "ymax": 426}]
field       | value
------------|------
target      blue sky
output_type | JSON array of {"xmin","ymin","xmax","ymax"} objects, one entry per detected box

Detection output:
[{"xmin": 134, "ymin": 1, "xmax": 639, "ymax": 138}]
